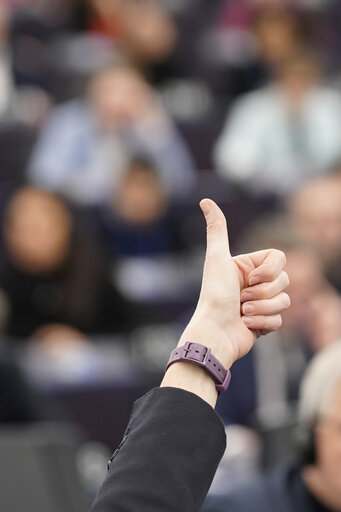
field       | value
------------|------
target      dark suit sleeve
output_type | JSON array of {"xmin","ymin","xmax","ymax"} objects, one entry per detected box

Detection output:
[{"xmin": 91, "ymin": 387, "xmax": 227, "ymax": 512}]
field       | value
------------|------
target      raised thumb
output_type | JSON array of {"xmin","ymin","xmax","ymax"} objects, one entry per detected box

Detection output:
[{"xmin": 200, "ymin": 199, "xmax": 231, "ymax": 259}]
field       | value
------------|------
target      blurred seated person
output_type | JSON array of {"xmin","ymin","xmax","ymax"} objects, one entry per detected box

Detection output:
[
  {"xmin": 96, "ymin": 158, "xmax": 187, "ymax": 257},
  {"xmin": 204, "ymin": 340, "xmax": 341, "ymax": 512},
  {"xmin": 214, "ymin": 51, "xmax": 341, "ymax": 195},
  {"xmin": 28, "ymin": 65, "xmax": 195, "ymax": 205},
  {"xmin": 94, "ymin": 158, "xmax": 199, "ymax": 307},
  {"xmin": 0, "ymin": 186, "xmax": 138, "ymax": 339},
  {"xmin": 213, "ymin": 4, "xmax": 311, "ymax": 96},
  {"xmin": 288, "ymin": 173, "xmax": 341, "ymax": 292}
]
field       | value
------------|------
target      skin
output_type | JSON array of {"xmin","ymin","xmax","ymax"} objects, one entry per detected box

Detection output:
[
  {"xmin": 290, "ymin": 177, "xmax": 341, "ymax": 266},
  {"xmin": 113, "ymin": 163, "xmax": 166, "ymax": 226},
  {"xmin": 303, "ymin": 380, "xmax": 341, "ymax": 511},
  {"xmin": 4, "ymin": 187, "xmax": 72, "ymax": 274},
  {"xmin": 161, "ymin": 199, "xmax": 290, "ymax": 407}
]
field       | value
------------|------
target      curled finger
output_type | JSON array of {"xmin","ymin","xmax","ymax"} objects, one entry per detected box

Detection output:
[
  {"xmin": 242, "ymin": 314, "xmax": 283, "ymax": 333},
  {"xmin": 242, "ymin": 292, "xmax": 291, "ymax": 316},
  {"xmin": 247, "ymin": 249, "xmax": 286, "ymax": 286},
  {"xmin": 241, "ymin": 271, "xmax": 289, "ymax": 302}
]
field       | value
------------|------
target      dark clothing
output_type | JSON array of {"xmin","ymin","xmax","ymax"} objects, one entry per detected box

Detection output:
[
  {"xmin": 0, "ymin": 356, "xmax": 43, "ymax": 423},
  {"xmin": 0, "ymin": 238, "xmax": 139, "ymax": 338},
  {"xmin": 0, "ymin": 231, "xmax": 103, "ymax": 337},
  {"xmin": 203, "ymin": 461, "xmax": 331, "ymax": 512},
  {"xmin": 91, "ymin": 387, "xmax": 226, "ymax": 512},
  {"xmin": 216, "ymin": 350, "xmax": 256, "ymax": 426},
  {"xmin": 94, "ymin": 203, "xmax": 190, "ymax": 258}
]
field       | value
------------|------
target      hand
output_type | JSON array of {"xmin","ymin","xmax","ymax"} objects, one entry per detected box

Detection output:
[{"xmin": 178, "ymin": 199, "xmax": 290, "ymax": 368}]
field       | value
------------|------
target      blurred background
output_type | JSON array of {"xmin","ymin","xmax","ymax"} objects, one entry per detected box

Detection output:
[{"xmin": 0, "ymin": 0, "xmax": 341, "ymax": 509}]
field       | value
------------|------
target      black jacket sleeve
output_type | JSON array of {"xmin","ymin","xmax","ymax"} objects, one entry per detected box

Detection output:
[{"xmin": 91, "ymin": 387, "xmax": 227, "ymax": 512}]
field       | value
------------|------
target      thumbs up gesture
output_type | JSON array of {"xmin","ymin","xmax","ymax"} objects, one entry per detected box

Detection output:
[{"xmin": 178, "ymin": 199, "xmax": 290, "ymax": 370}]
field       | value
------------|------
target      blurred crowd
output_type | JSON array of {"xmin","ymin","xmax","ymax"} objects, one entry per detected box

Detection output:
[{"xmin": 1, "ymin": 0, "xmax": 341, "ymax": 505}]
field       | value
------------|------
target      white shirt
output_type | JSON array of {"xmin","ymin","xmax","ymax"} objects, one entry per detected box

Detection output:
[{"xmin": 214, "ymin": 85, "xmax": 341, "ymax": 195}]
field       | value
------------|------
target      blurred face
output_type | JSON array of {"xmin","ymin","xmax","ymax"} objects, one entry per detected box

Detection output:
[
  {"xmin": 89, "ymin": 68, "xmax": 153, "ymax": 128},
  {"xmin": 114, "ymin": 164, "xmax": 166, "ymax": 225},
  {"xmin": 282, "ymin": 249, "xmax": 324, "ymax": 330},
  {"xmin": 4, "ymin": 188, "xmax": 72, "ymax": 274},
  {"xmin": 306, "ymin": 289, "xmax": 341, "ymax": 352},
  {"xmin": 255, "ymin": 12, "xmax": 299, "ymax": 65},
  {"xmin": 290, "ymin": 179, "xmax": 341, "ymax": 265},
  {"xmin": 122, "ymin": 2, "xmax": 177, "ymax": 63},
  {"xmin": 315, "ymin": 380, "xmax": 341, "ymax": 506}
]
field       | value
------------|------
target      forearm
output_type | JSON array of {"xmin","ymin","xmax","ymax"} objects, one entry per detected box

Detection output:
[{"xmin": 91, "ymin": 387, "xmax": 226, "ymax": 512}]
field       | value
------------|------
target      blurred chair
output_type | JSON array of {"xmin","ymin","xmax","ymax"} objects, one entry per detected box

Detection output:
[{"xmin": 0, "ymin": 423, "xmax": 88, "ymax": 512}]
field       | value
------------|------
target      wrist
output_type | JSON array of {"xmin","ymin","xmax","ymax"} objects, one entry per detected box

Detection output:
[{"xmin": 178, "ymin": 316, "xmax": 236, "ymax": 370}]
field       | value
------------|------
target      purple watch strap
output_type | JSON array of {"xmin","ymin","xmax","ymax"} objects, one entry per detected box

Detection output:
[{"xmin": 165, "ymin": 342, "xmax": 231, "ymax": 392}]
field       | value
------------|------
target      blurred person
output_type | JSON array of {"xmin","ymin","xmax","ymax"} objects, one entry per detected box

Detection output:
[
  {"xmin": 246, "ymin": 214, "xmax": 341, "ymax": 355},
  {"xmin": 204, "ymin": 340, "xmax": 341, "ymax": 512},
  {"xmin": 288, "ymin": 174, "xmax": 341, "ymax": 291},
  {"xmin": 217, "ymin": 3, "xmax": 306, "ymax": 61},
  {"xmin": 213, "ymin": 3, "xmax": 312, "ymax": 97},
  {"xmin": 214, "ymin": 51, "xmax": 341, "ymax": 195},
  {"xmin": 96, "ymin": 158, "xmax": 187, "ymax": 257},
  {"xmin": 88, "ymin": 0, "xmax": 178, "ymax": 67},
  {"xmin": 281, "ymin": 247, "xmax": 341, "ymax": 387},
  {"xmin": 93, "ymin": 158, "xmax": 200, "ymax": 317},
  {"xmin": 28, "ymin": 65, "xmax": 195, "ymax": 205},
  {"xmin": 0, "ymin": 186, "xmax": 136, "ymax": 338},
  {"xmin": 251, "ymin": 5, "xmax": 310, "ymax": 70},
  {"xmin": 305, "ymin": 288, "xmax": 341, "ymax": 353}
]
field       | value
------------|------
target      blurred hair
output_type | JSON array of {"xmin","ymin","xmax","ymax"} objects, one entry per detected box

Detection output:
[
  {"xmin": 124, "ymin": 156, "xmax": 160, "ymax": 176},
  {"xmin": 251, "ymin": 5, "xmax": 310, "ymax": 41},
  {"xmin": 299, "ymin": 340, "xmax": 341, "ymax": 427}
]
